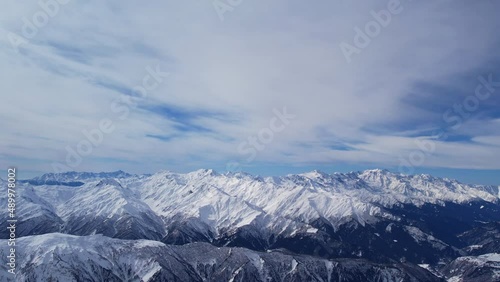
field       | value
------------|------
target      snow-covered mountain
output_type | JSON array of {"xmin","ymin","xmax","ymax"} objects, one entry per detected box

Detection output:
[
  {"xmin": 58, "ymin": 179, "xmax": 165, "ymax": 240},
  {"xmin": 3, "ymin": 233, "xmax": 498, "ymax": 281},
  {"xmin": 0, "ymin": 233, "xmax": 442, "ymax": 282},
  {"xmin": 2, "ymin": 169, "xmax": 499, "ymax": 281},
  {"xmin": 441, "ymin": 253, "xmax": 500, "ymax": 282},
  {"xmin": 19, "ymin": 170, "xmax": 136, "ymax": 186}
]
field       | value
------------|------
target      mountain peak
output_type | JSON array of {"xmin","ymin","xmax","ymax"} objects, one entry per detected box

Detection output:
[
  {"xmin": 190, "ymin": 169, "xmax": 218, "ymax": 177},
  {"xmin": 96, "ymin": 178, "xmax": 123, "ymax": 188},
  {"xmin": 300, "ymin": 170, "xmax": 329, "ymax": 179},
  {"xmin": 363, "ymin": 168, "xmax": 391, "ymax": 174}
]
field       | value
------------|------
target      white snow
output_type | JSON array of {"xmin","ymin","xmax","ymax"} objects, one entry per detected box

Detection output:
[
  {"xmin": 290, "ymin": 259, "xmax": 298, "ymax": 273},
  {"xmin": 478, "ymin": 253, "xmax": 500, "ymax": 262},
  {"xmin": 0, "ymin": 233, "xmax": 179, "ymax": 282},
  {"xmin": 142, "ymin": 264, "xmax": 162, "ymax": 282},
  {"xmin": 447, "ymin": 276, "xmax": 461, "ymax": 282},
  {"xmin": 11, "ymin": 169, "xmax": 500, "ymax": 241},
  {"xmin": 228, "ymin": 266, "xmax": 243, "ymax": 282},
  {"xmin": 418, "ymin": 264, "xmax": 430, "ymax": 270},
  {"xmin": 466, "ymin": 245, "xmax": 483, "ymax": 251},
  {"xmin": 306, "ymin": 228, "xmax": 318, "ymax": 234},
  {"xmin": 404, "ymin": 226, "xmax": 448, "ymax": 250},
  {"xmin": 454, "ymin": 253, "xmax": 500, "ymax": 268}
]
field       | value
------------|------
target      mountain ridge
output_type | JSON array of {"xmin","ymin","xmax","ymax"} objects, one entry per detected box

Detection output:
[{"xmin": 3, "ymin": 168, "xmax": 500, "ymax": 280}]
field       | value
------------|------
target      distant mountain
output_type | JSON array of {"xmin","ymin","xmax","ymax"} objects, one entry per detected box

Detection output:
[
  {"xmin": 19, "ymin": 170, "xmax": 135, "ymax": 186},
  {"xmin": 2, "ymin": 169, "xmax": 499, "ymax": 281}
]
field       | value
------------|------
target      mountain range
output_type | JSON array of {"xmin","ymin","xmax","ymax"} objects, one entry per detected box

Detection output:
[{"xmin": 2, "ymin": 169, "xmax": 499, "ymax": 281}]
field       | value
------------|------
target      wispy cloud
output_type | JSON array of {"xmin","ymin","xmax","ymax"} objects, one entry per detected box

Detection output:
[{"xmin": 1, "ymin": 0, "xmax": 500, "ymax": 180}]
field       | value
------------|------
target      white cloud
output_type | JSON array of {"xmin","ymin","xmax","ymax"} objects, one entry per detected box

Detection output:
[{"xmin": 1, "ymin": 0, "xmax": 500, "ymax": 175}]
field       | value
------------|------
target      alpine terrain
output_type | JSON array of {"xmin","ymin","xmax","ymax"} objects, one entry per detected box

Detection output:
[{"xmin": 1, "ymin": 169, "xmax": 499, "ymax": 281}]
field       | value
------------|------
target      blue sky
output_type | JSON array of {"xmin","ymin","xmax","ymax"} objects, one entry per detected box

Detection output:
[{"xmin": 1, "ymin": 0, "xmax": 500, "ymax": 185}]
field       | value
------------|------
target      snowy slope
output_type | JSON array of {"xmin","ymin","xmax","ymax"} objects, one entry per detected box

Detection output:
[
  {"xmin": 441, "ymin": 253, "xmax": 500, "ymax": 282},
  {"xmin": 57, "ymin": 179, "xmax": 166, "ymax": 240},
  {"xmin": 129, "ymin": 168, "xmax": 498, "ymax": 238},
  {"xmin": 3, "ymin": 169, "xmax": 498, "ymax": 264},
  {"xmin": 0, "ymin": 233, "xmax": 442, "ymax": 282}
]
